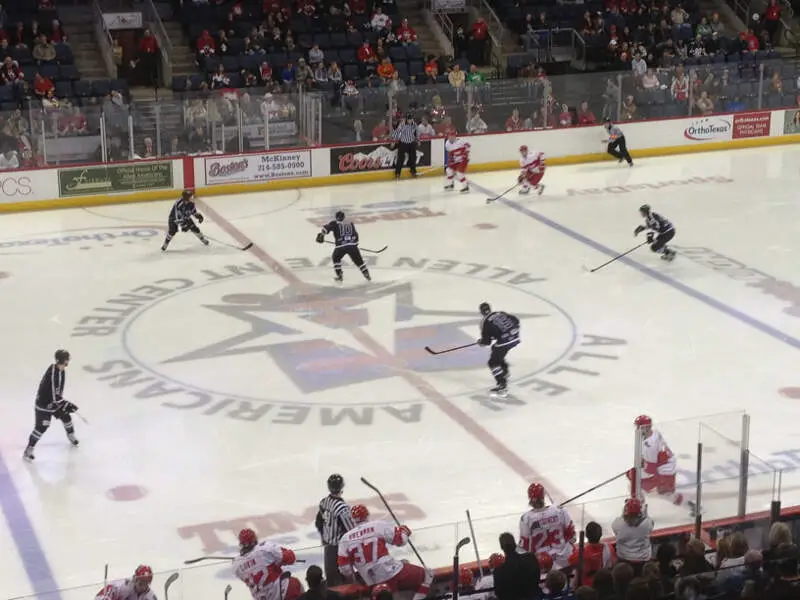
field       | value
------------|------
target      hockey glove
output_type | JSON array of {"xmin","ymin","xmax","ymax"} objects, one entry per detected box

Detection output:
[
  {"xmin": 315, "ymin": 232, "xmax": 325, "ymax": 244},
  {"xmin": 180, "ymin": 221, "xmax": 192, "ymax": 232},
  {"xmin": 477, "ymin": 338, "xmax": 490, "ymax": 346},
  {"xmin": 195, "ymin": 213, "xmax": 204, "ymax": 224},
  {"xmin": 646, "ymin": 232, "xmax": 655, "ymax": 243},
  {"xmin": 634, "ymin": 225, "xmax": 645, "ymax": 236},
  {"xmin": 64, "ymin": 401, "xmax": 79, "ymax": 414}
]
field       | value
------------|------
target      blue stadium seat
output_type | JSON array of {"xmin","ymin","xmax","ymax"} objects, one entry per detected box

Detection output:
[
  {"xmin": 172, "ymin": 75, "xmax": 188, "ymax": 91},
  {"xmin": 91, "ymin": 80, "xmax": 110, "ymax": 97},
  {"xmin": 389, "ymin": 46, "xmax": 407, "ymax": 62},
  {"xmin": 73, "ymin": 80, "xmax": 92, "ymax": 97},
  {"xmin": 109, "ymin": 79, "xmax": 129, "ymax": 95},
  {"xmin": 55, "ymin": 80, "xmax": 72, "ymax": 98},
  {"xmin": 59, "ymin": 64, "xmax": 79, "ymax": 81},
  {"xmin": 54, "ymin": 43, "xmax": 73, "ymax": 64}
]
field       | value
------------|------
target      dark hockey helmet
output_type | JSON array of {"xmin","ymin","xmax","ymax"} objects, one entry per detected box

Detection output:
[
  {"xmin": 479, "ymin": 302, "xmax": 491, "ymax": 316},
  {"xmin": 327, "ymin": 473, "xmax": 344, "ymax": 494},
  {"xmin": 54, "ymin": 349, "xmax": 70, "ymax": 365},
  {"xmin": 335, "ymin": 210, "xmax": 345, "ymax": 221},
  {"xmin": 639, "ymin": 204, "xmax": 651, "ymax": 216},
  {"xmin": 182, "ymin": 189, "xmax": 195, "ymax": 201}
]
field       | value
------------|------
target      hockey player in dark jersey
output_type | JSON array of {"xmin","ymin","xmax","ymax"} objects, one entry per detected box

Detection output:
[
  {"xmin": 161, "ymin": 189, "xmax": 209, "ymax": 252},
  {"xmin": 315, "ymin": 210, "xmax": 371, "ymax": 283},
  {"xmin": 477, "ymin": 302, "xmax": 520, "ymax": 397},
  {"xmin": 634, "ymin": 204, "xmax": 676, "ymax": 262},
  {"xmin": 23, "ymin": 349, "xmax": 79, "ymax": 461}
]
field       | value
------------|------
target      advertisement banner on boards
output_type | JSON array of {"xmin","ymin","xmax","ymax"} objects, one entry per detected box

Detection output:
[
  {"xmin": 204, "ymin": 151, "xmax": 312, "ymax": 185},
  {"xmin": 58, "ymin": 162, "xmax": 173, "ymax": 197},
  {"xmin": 330, "ymin": 141, "xmax": 432, "ymax": 174}
]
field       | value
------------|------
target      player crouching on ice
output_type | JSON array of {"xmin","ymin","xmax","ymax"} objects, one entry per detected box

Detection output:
[
  {"xmin": 338, "ymin": 504, "xmax": 433, "ymax": 600},
  {"xmin": 628, "ymin": 415, "xmax": 698, "ymax": 516},
  {"xmin": 444, "ymin": 132, "xmax": 470, "ymax": 193},
  {"xmin": 518, "ymin": 146, "xmax": 545, "ymax": 195},
  {"xmin": 96, "ymin": 565, "xmax": 157, "ymax": 600},
  {"xmin": 233, "ymin": 528, "xmax": 303, "ymax": 600}
]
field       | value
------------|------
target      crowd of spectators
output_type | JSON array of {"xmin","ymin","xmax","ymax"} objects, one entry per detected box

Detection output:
[{"xmin": 444, "ymin": 519, "xmax": 800, "ymax": 600}]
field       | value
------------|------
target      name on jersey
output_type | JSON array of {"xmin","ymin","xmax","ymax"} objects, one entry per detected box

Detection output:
[
  {"xmin": 301, "ymin": 200, "xmax": 445, "ymax": 227},
  {"xmin": 566, "ymin": 175, "xmax": 732, "ymax": 197},
  {"xmin": 178, "ymin": 493, "xmax": 428, "ymax": 554}
]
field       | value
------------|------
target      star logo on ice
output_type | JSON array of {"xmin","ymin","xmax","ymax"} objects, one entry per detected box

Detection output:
[{"xmin": 162, "ymin": 282, "xmax": 547, "ymax": 393}]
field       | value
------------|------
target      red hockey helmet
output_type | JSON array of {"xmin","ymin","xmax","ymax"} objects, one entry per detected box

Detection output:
[
  {"xmin": 488, "ymin": 552, "xmax": 505, "ymax": 570},
  {"xmin": 238, "ymin": 528, "xmax": 258, "ymax": 552},
  {"xmin": 133, "ymin": 565, "xmax": 153, "ymax": 593},
  {"xmin": 458, "ymin": 566, "xmax": 474, "ymax": 587},
  {"xmin": 527, "ymin": 482, "xmax": 545, "ymax": 504},
  {"xmin": 624, "ymin": 497, "xmax": 643, "ymax": 517},
  {"xmin": 537, "ymin": 552, "xmax": 554, "ymax": 573},
  {"xmin": 634, "ymin": 415, "xmax": 652, "ymax": 428},
  {"xmin": 351, "ymin": 504, "xmax": 370, "ymax": 523},
  {"xmin": 371, "ymin": 584, "xmax": 392, "ymax": 599},
  {"xmin": 519, "ymin": 145, "xmax": 528, "ymax": 155}
]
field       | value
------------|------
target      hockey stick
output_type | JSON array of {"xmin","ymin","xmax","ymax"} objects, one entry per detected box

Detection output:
[
  {"xmin": 583, "ymin": 241, "xmax": 648, "ymax": 273},
  {"xmin": 76, "ymin": 412, "xmax": 89, "ymax": 425},
  {"xmin": 164, "ymin": 572, "xmax": 179, "ymax": 600},
  {"xmin": 360, "ymin": 477, "xmax": 427, "ymax": 567},
  {"xmin": 206, "ymin": 235, "xmax": 254, "ymax": 252},
  {"xmin": 485, "ymin": 182, "xmax": 520, "ymax": 204},
  {"xmin": 184, "ymin": 556, "xmax": 234, "ymax": 565},
  {"xmin": 323, "ymin": 241, "xmax": 388, "ymax": 254},
  {"xmin": 452, "ymin": 537, "xmax": 471, "ymax": 600},
  {"xmin": 224, "ymin": 584, "xmax": 233, "ymax": 600},
  {"xmin": 558, "ymin": 470, "xmax": 628, "ymax": 507},
  {"xmin": 424, "ymin": 342, "xmax": 478, "ymax": 355},
  {"xmin": 465, "ymin": 510, "xmax": 483, "ymax": 577}
]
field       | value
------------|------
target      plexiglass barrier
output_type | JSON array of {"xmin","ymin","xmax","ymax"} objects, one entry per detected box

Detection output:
[{"xmin": 0, "ymin": 57, "xmax": 794, "ymax": 169}]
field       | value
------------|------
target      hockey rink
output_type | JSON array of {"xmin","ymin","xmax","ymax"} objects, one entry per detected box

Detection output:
[{"xmin": 4, "ymin": 145, "xmax": 800, "ymax": 599}]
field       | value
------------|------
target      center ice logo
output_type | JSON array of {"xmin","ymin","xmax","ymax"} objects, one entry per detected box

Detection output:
[{"xmin": 74, "ymin": 257, "xmax": 627, "ymax": 427}]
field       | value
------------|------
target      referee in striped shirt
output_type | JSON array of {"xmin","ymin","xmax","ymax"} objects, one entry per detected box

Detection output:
[
  {"xmin": 604, "ymin": 119, "xmax": 633, "ymax": 166},
  {"xmin": 315, "ymin": 474, "xmax": 355, "ymax": 587},
  {"xmin": 392, "ymin": 113, "xmax": 420, "ymax": 179}
]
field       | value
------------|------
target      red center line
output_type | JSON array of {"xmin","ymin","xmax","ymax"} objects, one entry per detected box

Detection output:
[{"xmin": 198, "ymin": 199, "xmax": 568, "ymax": 504}]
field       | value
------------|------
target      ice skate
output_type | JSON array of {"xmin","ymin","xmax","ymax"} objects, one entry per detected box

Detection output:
[
  {"xmin": 23, "ymin": 446, "xmax": 34, "ymax": 461},
  {"xmin": 490, "ymin": 385, "xmax": 508, "ymax": 398},
  {"xmin": 460, "ymin": 185, "xmax": 470, "ymax": 193},
  {"xmin": 444, "ymin": 182, "xmax": 454, "ymax": 191},
  {"xmin": 334, "ymin": 274, "xmax": 343, "ymax": 283},
  {"xmin": 537, "ymin": 184, "xmax": 545, "ymax": 195},
  {"xmin": 519, "ymin": 188, "xmax": 530, "ymax": 195},
  {"xmin": 67, "ymin": 433, "xmax": 79, "ymax": 447}
]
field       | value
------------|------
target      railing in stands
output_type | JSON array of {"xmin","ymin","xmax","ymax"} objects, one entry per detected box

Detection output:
[
  {"xmin": 92, "ymin": 0, "xmax": 116, "ymax": 79},
  {"xmin": 141, "ymin": 0, "xmax": 173, "ymax": 87}
]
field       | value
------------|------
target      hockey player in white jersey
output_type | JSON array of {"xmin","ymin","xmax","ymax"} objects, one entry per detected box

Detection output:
[
  {"xmin": 95, "ymin": 565, "xmax": 158, "ymax": 600},
  {"xmin": 518, "ymin": 483, "xmax": 576, "ymax": 569},
  {"xmin": 233, "ymin": 528, "xmax": 303, "ymax": 600},
  {"xmin": 517, "ymin": 146, "xmax": 545, "ymax": 195},
  {"xmin": 627, "ymin": 415, "xmax": 697, "ymax": 515},
  {"xmin": 444, "ymin": 132, "xmax": 470, "ymax": 193},
  {"xmin": 337, "ymin": 504, "xmax": 432, "ymax": 600}
]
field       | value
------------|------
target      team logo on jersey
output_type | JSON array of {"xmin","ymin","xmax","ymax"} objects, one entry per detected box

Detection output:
[{"xmin": 73, "ymin": 257, "xmax": 627, "ymax": 426}]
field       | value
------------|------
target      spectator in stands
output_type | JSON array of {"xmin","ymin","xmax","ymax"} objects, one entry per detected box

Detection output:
[
  {"xmin": 372, "ymin": 118, "xmax": 390, "ymax": 140},
  {"xmin": 448, "ymin": 64, "xmax": 465, "ymax": 102},
  {"xmin": 196, "ymin": 29, "xmax": 215, "ymax": 65},
  {"xmin": 258, "ymin": 61, "xmax": 272, "ymax": 84},
  {"xmin": 211, "ymin": 64, "xmax": 231, "ymax": 89},
  {"xmin": 631, "ymin": 52, "xmax": 646, "ymax": 79},
  {"xmin": 308, "ymin": 44, "xmax": 324, "ymax": 67},
  {"xmin": 465, "ymin": 107, "xmax": 486, "ymax": 133},
  {"xmin": 469, "ymin": 17, "xmax": 489, "ymax": 66},
  {"xmin": 601, "ymin": 77, "xmax": 619, "ymax": 120},
  {"xmin": 188, "ymin": 124, "xmax": 210, "ymax": 153},
  {"xmin": 1, "ymin": 57, "xmax": 22, "ymax": 87},
  {"xmin": 670, "ymin": 66, "xmax": 689, "ymax": 101},
  {"xmin": 611, "ymin": 563, "xmax": 634, "ymax": 598},
  {"xmin": 695, "ymin": 90, "xmax": 713, "ymax": 115},
  {"xmin": 572, "ymin": 587, "xmax": 595, "ymax": 600},
  {"xmin": 297, "ymin": 565, "xmax": 341, "ymax": 600},
  {"xmin": 313, "ymin": 62, "xmax": 328, "ymax": 84},
  {"xmin": 296, "ymin": 58, "xmax": 313, "ymax": 87},
  {"xmin": 280, "ymin": 61, "xmax": 296, "ymax": 89},
  {"xmin": 741, "ymin": 28, "xmax": 759, "ymax": 52},
  {"xmin": 0, "ymin": 149, "xmax": 17, "ymax": 170},
  {"xmin": 50, "ymin": 19, "xmax": 67, "ymax": 44},
  {"xmin": 11, "ymin": 21, "xmax": 24, "ymax": 48},
  {"xmin": 568, "ymin": 522, "xmax": 612, "ymax": 587},
  {"xmin": 677, "ymin": 538, "xmax": 715, "ymax": 595},
  {"xmin": 621, "ymin": 95, "xmax": 637, "ymax": 120},
  {"xmin": 506, "ymin": 107, "xmax": 523, "ymax": 131},
  {"xmin": 374, "ymin": 38, "xmax": 387, "ymax": 62},
  {"xmin": 523, "ymin": 109, "xmax": 542, "ymax": 129},
  {"xmin": 32, "ymin": 34, "xmax": 56, "ymax": 65},
  {"xmin": 341, "ymin": 80, "xmax": 359, "ymax": 113},
  {"xmin": 641, "ymin": 562, "xmax": 663, "ymax": 598},
  {"xmin": 424, "ymin": 56, "xmax": 439, "ymax": 82},
  {"xmin": 370, "ymin": 7, "xmax": 391, "ymax": 36},
  {"xmin": 328, "ymin": 62, "xmax": 342, "ymax": 86},
  {"xmin": 576, "ymin": 101, "xmax": 596, "ymax": 125},
  {"xmin": 542, "ymin": 571, "xmax": 573, "ymax": 600},
  {"xmin": 557, "ymin": 104, "xmax": 572, "ymax": 127},
  {"xmin": 764, "ymin": 0, "xmax": 782, "ymax": 44},
  {"xmin": 33, "ymin": 72, "xmax": 54, "ymax": 100},
  {"xmin": 358, "ymin": 41, "xmax": 378, "ymax": 73},
  {"xmin": 764, "ymin": 522, "xmax": 795, "ymax": 578},
  {"xmin": 132, "ymin": 29, "xmax": 159, "ymax": 87},
  {"xmin": 417, "ymin": 116, "xmax": 435, "ymax": 137},
  {"xmin": 494, "ymin": 532, "xmax": 540, "ymax": 600},
  {"xmin": 28, "ymin": 20, "xmax": 42, "ymax": 46}
]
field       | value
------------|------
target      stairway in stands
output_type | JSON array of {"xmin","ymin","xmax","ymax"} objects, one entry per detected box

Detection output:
[
  {"xmin": 59, "ymin": 9, "xmax": 110, "ymax": 80},
  {"xmin": 395, "ymin": 0, "xmax": 450, "ymax": 57}
]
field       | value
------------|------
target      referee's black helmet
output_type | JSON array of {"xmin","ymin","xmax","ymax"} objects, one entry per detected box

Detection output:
[{"xmin": 327, "ymin": 473, "xmax": 344, "ymax": 493}]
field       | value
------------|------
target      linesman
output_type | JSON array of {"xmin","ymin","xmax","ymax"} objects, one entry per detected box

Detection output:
[
  {"xmin": 604, "ymin": 119, "xmax": 633, "ymax": 167},
  {"xmin": 392, "ymin": 113, "xmax": 420, "ymax": 179},
  {"xmin": 315, "ymin": 474, "xmax": 355, "ymax": 586}
]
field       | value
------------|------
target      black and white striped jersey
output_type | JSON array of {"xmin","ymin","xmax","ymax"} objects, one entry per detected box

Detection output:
[
  {"xmin": 323, "ymin": 219, "xmax": 359, "ymax": 248},
  {"xmin": 480, "ymin": 311, "xmax": 521, "ymax": 348},
  {"xmin": 35, "ymin": 364, "xmax": 65, "ymax": 412},
  {"xmin": 169, "ymin": 198, "xmax": 199, "ymax": 224},
  {"xmin": 644, "ymin": 212, "xmax": 674, "ymax": 234},
  {"xmin": 315, "ymin": 494, "xmax": 355, "ymax": 545}
]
